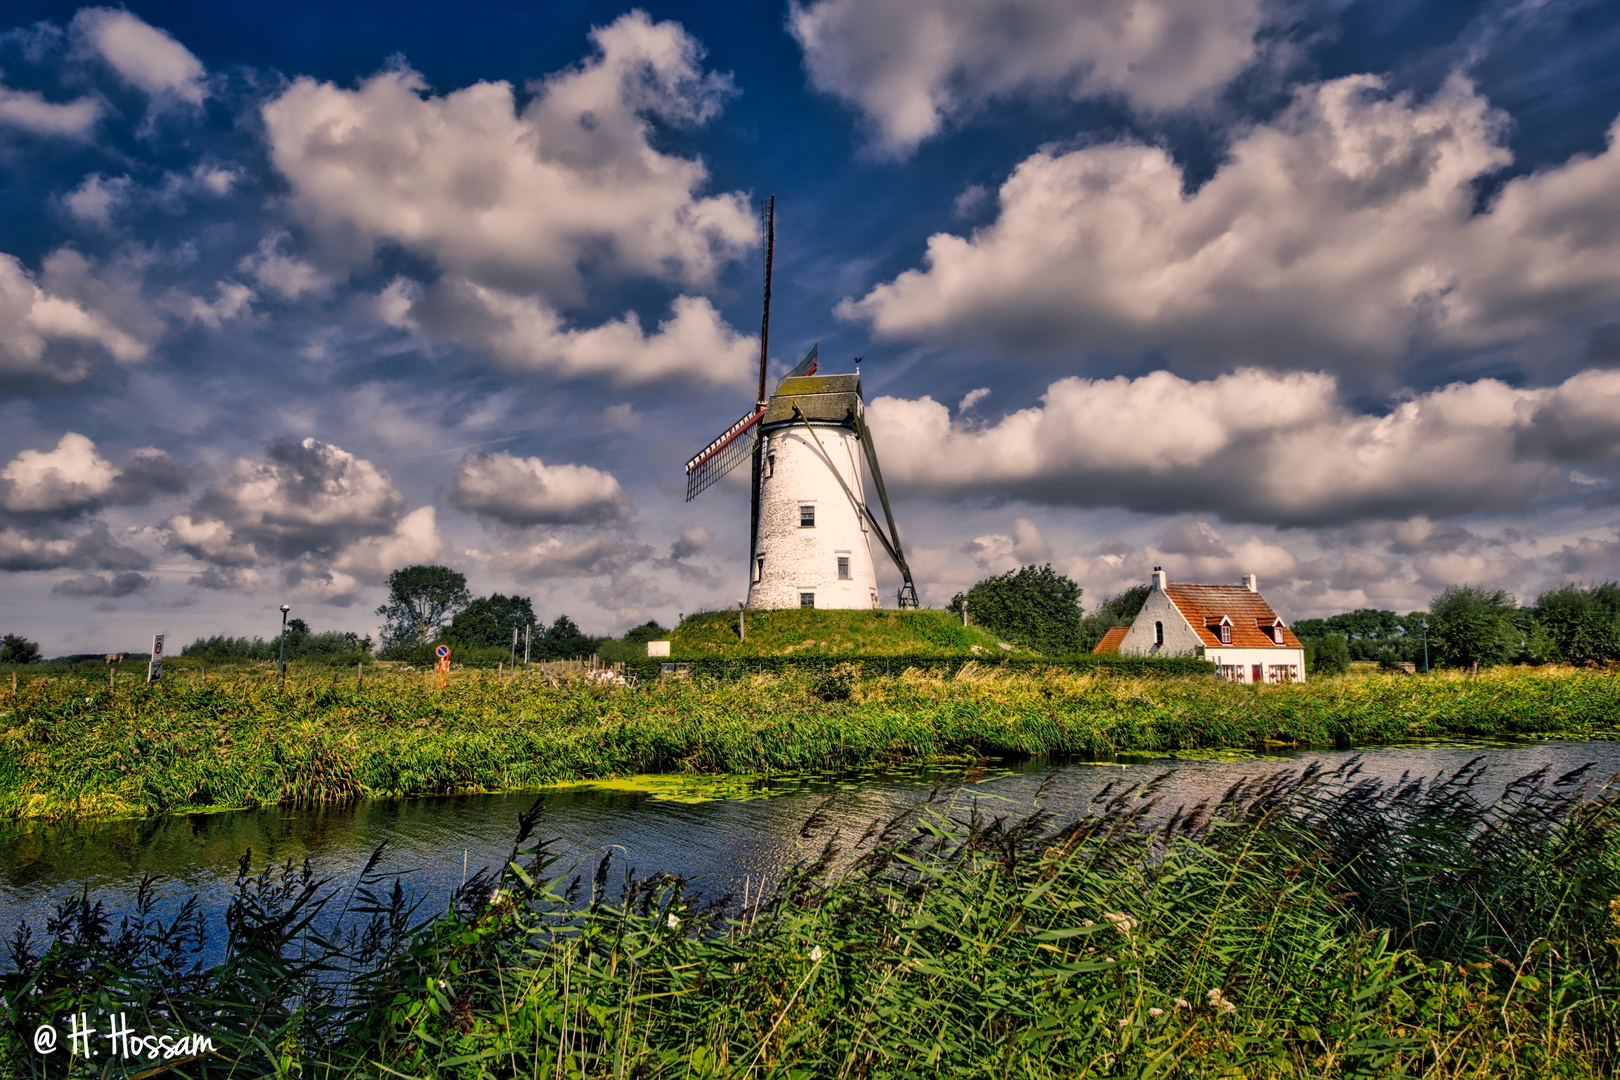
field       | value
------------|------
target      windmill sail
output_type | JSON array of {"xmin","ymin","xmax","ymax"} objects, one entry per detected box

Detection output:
[
  {"xmin": 777, "ymin": 343, "xmax": 817, "ymax": 386},
  {"xmin": 685, "ymin": 405, "xmax": 765, "ymax": 502}
]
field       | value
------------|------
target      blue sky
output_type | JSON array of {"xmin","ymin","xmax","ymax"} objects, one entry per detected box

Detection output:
[{"xmin": 3, "ymin": 0, "xmax": 1619, "ymax": 654}]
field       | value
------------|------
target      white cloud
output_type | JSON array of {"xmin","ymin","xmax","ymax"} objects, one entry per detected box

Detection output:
[
  {"xmin": 865, "ymin": 366, "xmax": 1620, "ymax": 526},
  {"xmin": 62, "ymin": 173, "xmax": 132, "ymax": 228},
  {"xmin": 261, "ymin": 11, "xmax": 753, "ymax": 296},
  {"xmin": 1, "ymin": 433, "xmax": 116, "ymax": 515},
  {"xmin": 166, "ymin": 438, "xmax": 406, "ymax": 566},
  {"xmin": 964, "ymin": 516, "xmax": 1050, "ymax": 572},
  {"xmin": 0, "ymin": 250, "xmax": 156, "ymax": 380},
  {"xmin": 958, "ymin": 387, "xmax": 991, "ymax": 413},
  {"xmin": 491, "ymin": 532, "xmax": 651, "ymax": 582},
  {"xmin": 239, "ymin": 234, "xmax": 329, "ymax": 300},
  {"xmin": 72, "ymin": 8, "xmax": 206, "ymax": 107},
  {"xmin": 0, "ymin": 83, "xmax": 101, "ymax": 137},
  {"xmin": 409, "ymin": 285, "xmax": 754, "ymax": 385},
  {"xmin": 791, "ymin": 0, "xmax": 1271, "ymax": 156},
  {"xmin": 170, "ymin": 281, "xmax": 255, "ymax": 328},
  {"xmin": 452, "ymin": 451, "xmax": 630, "ymax": 527},
  {"xmin": 844, "ymin": 76, "xmax": 1620, "ymax": 378},
  {"xmin": 295, "ymin": 506, "xmax": 444, "ymax": 606}
]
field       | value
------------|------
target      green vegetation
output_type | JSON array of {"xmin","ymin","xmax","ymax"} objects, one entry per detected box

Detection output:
[
  {"xmin": 445, "ymin": 593, "xmax": 536, "ymax": 648},
  {"xmin": 180, "ymin": 618, "xmax": 371, "ymax": 663},
  {"xmin": 6, "ymin": 762, "xmax": 1619, "ymax": 1077},
  {"xmin": 376, "ymin": 564, "xmax": 473, "ymax": 652},
  {"xmin": 673, "ymin": 607, "xmax": 1020, "ymax": 657},
  {"xmin": 947, "ymin": 563, "xmax": 1086, "ymax": 654},
  {"xmin": 0, "ymin": 634, "xmax": 40, "ymax": 665},
  {"xmin": 0, "ymin": 663, "xmax": 1615, "ymax": 820},
  {"xmin": 1537, "ymin": 582, "xmax": 1620, "ymax": 663}
]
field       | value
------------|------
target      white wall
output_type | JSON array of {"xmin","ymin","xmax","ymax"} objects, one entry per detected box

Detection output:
[
  {"xmin": 1118, "ymin": 587, "xmax": 1202, "ymax": 657},
  {"xmin": 747, "ymin": 422, "xmax": 880, "ymax": 609},
  {"xmin": 1205, "ymin": 647, "xmax": 1306, "ymax": 683}
]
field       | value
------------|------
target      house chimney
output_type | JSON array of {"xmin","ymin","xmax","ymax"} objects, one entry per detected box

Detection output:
[
  {"xmin": 1152, "ymin": 566, "xmax": 1167, "ymax": 590},
  {"xmin": 1242, "ymin": 573, "xmax": 1258, "ymax": 592}
]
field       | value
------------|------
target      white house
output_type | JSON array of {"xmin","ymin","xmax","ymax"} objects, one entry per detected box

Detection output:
[
  {"xmin": 746, "ymin": 373, "xmax": 882, "ymax": 610},
  {"xmin": 1097, "ymin": 568, "xmax": 1306, "ymax": 683}
]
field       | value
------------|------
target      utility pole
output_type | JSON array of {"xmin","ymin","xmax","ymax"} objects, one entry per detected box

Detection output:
[
  {"xmin": 1421, "ymin": 619, "xmax": 1429, "ymax": 675},
  {"xmin": 278, "ymin": 604, "xmax": 291, "ymax": 690}
]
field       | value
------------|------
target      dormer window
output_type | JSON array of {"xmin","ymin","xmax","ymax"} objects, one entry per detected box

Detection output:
[
  {"xmin": 1220, "ymin": 623, "xmax": 1232, "ymax": 644},
  {"xmin": 1271, "ymin": 622, "xmax": 1285, "ymax": 645}
]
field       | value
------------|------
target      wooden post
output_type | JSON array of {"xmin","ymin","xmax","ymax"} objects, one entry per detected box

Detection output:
[{"xmin": 357, "ymin": 662, "xmax": 363, "ymax": 691}]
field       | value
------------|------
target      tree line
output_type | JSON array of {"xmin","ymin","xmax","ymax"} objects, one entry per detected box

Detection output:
[{"xmin": 948, "ymin": 565, "xmax": 1620, "ymax": 673}]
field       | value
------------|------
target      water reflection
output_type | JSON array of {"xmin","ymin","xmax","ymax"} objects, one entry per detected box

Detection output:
[{"xmin": 3, "ymin": 738, "xmax": 1617, "ymax": 941}]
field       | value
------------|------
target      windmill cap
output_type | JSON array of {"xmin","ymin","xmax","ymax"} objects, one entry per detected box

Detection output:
[{"xmin": 762, "ymin": 373, "xmax": 863, "ymax": 428}]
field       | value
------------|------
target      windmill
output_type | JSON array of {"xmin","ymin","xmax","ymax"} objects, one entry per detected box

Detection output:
[{"xmin": 683, "ymin": 198, "xmax": 919, "ymax": 610}]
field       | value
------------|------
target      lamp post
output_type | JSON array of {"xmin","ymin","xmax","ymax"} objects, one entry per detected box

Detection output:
[
  {"xmin": 1421, "ymin": 618, "xmax": 1429, "ymax": 675},
  {"xmin": 278, "ymin": 604, "xmax": 291, "ymax": 689},
  {"xmin": 738, "ymin": 600, "xmax": 746, "ymax": 644}
]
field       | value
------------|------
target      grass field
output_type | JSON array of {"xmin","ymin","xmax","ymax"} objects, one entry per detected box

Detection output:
[
  {"xmin": 0, "ymin": 661, "xmax": 1615, "ymax": 820},
  {"xmin": 670, "ymin": 608, "xmax": 1026, "ymax": 657}
]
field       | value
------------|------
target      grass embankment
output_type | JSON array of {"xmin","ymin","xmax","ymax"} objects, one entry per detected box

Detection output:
[
  {"xmin": 5, "ymin": 764, "xmax": 1619, "ymax": 1077},
  {"xmin": 671, "ymin": 608, "xmax": 1024, "ymax": 657},
  {"xmin": 0, "ymin": 664, "xmax": 1616, "ymax": 820}
]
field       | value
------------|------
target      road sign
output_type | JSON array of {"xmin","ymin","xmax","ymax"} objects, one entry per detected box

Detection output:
[
  {"xmin": 435, "ymin": 644, "xmax": 450, "ymax": 659},
  {"xmin": 147, "ymin": 633, "xmax": 164, "ymax": 684}
]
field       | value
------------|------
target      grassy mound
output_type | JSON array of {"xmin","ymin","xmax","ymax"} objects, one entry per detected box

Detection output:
[{"xmin": 672, "ymin": 608, "xmax": 1027, "ymax": 658}]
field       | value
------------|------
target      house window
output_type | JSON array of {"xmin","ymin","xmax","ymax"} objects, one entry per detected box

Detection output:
[
  {"xmin": 1220, "ymin": 623, "xmax": 1232, "ymax": 644},
  {"xmin": 800, "ymin": 505, "xmax": 815, "ymax": 527},
  {"xmin": 1272, "ymin": 624, "xmax": 1284, "ymax": 645},
  {"xmin": 1154, "ymin": 621, "xmax": 1164, "ymax": 645},
  {"xmin": 800, "ymin": 592, "xmax": 815, "ymax": 608},
  {"xmin": 837, "ymin": 555, "xmax": 850, "ymax": 579},
  {"xmin": 753, "ymin": 556, "xmax": 763, "ymax": 583}
]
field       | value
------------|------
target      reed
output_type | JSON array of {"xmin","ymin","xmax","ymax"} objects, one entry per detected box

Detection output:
[
  {"xmin": 3, "ymin": 762, "xmax": 1617, "ymax": 1077},
  {"xmin": 0, "ymin": 664, "xmax": 1615, "ymax": 820}
]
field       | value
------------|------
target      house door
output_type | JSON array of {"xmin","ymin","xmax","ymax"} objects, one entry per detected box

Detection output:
[{"xmin": 1251, "ymin": 664, "xmax": 1264, "ymax": 684}]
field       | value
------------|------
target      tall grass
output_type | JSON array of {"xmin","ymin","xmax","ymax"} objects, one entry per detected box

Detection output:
[
  {"xmin": 4, "ymin": 761, "xmax": 1619, "ymax": 1077},
  {"xmin": 0, "ymin": 664, "xmax": 1615, "ymax": 820}
]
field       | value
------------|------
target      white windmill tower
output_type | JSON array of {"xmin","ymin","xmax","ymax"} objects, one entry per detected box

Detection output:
[{"xmin": 683, "ymin": 198, "xmax": 919, "ymax": 610}]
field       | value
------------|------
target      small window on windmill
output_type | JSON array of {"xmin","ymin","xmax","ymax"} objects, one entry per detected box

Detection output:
[
  {"xmin": 800, "ymin": 505, "xmax": 815, "ymax": 527},
  {"xmin": 753, "ymin": 556, "xmax": 764, "ymax": 583},
  {"xmin": 837, "ymin": 555, "xmax": 850, "ymax": 579},
  {"xmin": 800, "ymin": 592, "xmax": 815, "ymax": 608},
  {"xmin": 765, "ymin": 452, "xmax": 775, "ymax": 478}
]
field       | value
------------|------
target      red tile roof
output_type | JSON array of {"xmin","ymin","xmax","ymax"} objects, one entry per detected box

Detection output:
[
  {"xmin": 1093, "ymin": 625, "xmax": 1129, "ymax": 655},
  {"xmin": 1162, "ymin": 584, "xmax": 1302, "ymax": 649}
]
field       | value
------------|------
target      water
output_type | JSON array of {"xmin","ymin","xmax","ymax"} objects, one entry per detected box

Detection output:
[{"xmin": 3, "ymin": 739, "xmax": 1617, "ymax": 942}]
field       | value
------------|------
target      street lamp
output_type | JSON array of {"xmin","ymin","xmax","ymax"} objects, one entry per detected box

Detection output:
[
  {"xmin": 738, "ymin": 599, "xmax": 746, "ymax": 644},
  {"xmin": 1421, "ymin": 618, "xmax": 1429, "ymax": 675},
  {"xmin": 278, "ymin": 604, "xmax": 291, "ymax": 689}
]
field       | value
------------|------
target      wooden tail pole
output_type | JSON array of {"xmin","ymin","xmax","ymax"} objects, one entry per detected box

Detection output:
[{"xmin": 750, "ymin": 196, "xmax": 775, "ymax": 581}]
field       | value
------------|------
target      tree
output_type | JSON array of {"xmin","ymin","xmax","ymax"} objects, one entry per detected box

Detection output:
[
  {"xmin": 447, "ymin": 593, "xmax": 537, "ymax": 649},
  {"xmin": 620, "ymin": 621, "xmax": 667, "ymax": 646},
  {"xmin": 376, "ymin": 565, "xmax": 470, "ymax": 650},
  {"xmin": 948, "ymin": 564, "xmax": 1084, "ymax": 655},
  {"xmin": 1532, "ymin": 582, "xmax": 1620, "ymax": 664},
  {"xmin": 1312, "ymin": 633, "xmax": 1350, "ymax": 676},
  {"xmin": 1429, "ymin": 585, "xmax": 1518, "ymax": 673},
  {"xmin": 1, "ymin": 634, "xmax": 41, "ymax": 664},
  {"xmin": 1077, "ymin": 584, "xmax": 1151, "ymax": 652},
  {"xmin": 535, "ymin": 615, "xmax": 594, "ymax": 661}
]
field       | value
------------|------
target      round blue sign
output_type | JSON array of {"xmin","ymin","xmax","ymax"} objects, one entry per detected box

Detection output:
[{"xmin": 435, "ymin": 645, "xmax": 450, "ymax": 658}]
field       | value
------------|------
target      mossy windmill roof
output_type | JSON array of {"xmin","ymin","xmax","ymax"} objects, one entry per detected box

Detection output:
[{"xmin": 762, "ymin": 373, "xmax": 863, "ymax": 427}]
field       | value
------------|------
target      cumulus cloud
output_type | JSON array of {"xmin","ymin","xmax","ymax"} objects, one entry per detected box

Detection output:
[
  {"xmin": 261, "ymin": 11, "xmax": 753, "ymax": 297},
  {"xmin": 0, "ymin": 83, "xmax": 101, "ymax": 137},
  {"xmin": 52, "ymin": 570, "xmax": 149, "ymax": 597},
  {"xmin": 865, "ymin": 367, "xmax": 1620, "ymax": 526},
  {"xmin": 239, "ymin": 234, "xmax": 329, "ymax": 300},
  {"xmin": 71, "ymin": 8, "xmax": 206, "ymax": 108},
  {"xmin": 964, "ymin": 516, "xmax": 1050, "ymax": 572},
  {"xmin": 405, "ymin": 284, "xmax": 754, "ymax": 385},
  {"xmin": 844, "ymin": 76, "xmax": 1620, "ymax": 378},
  {"xmin": 292, "ymin": 506, "xmax": 444, "ymax": 606},
  {"xmin": 791, "ymin": 0, "xmax": 1271, "ymax": 156},
  {"xmin": 166, "ymin": 438, "xmax": 407, "ymax": 566},
  {"xmin": 0, "ymin": 249, "xmax": 159, "ymax": 380},
  {"xmin": 490, "ymin": 532, "xmax": 652, "ymax": 581},
  {"xmin": 0, "ymin": 522, "xmax": 148, "ymax": 572},
  {"xmin": 452, "ymin": 451, "xmax": 630, "ymax": 527},
  {"xmin": 670, "ymin": 525, "xmax": 710, "ymax": 559},
  {"xmin": 0, "ymin": 433, "xmax": 185, "ymax": 521},
  {"xmin": 62, "ymin": 173, "xmax": 132, "ymax": 228}
]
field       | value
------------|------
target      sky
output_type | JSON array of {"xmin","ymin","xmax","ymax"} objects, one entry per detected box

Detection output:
[{"xmin": 2, "ymin": 0, "xmax": 1619, "ymax": 655}]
